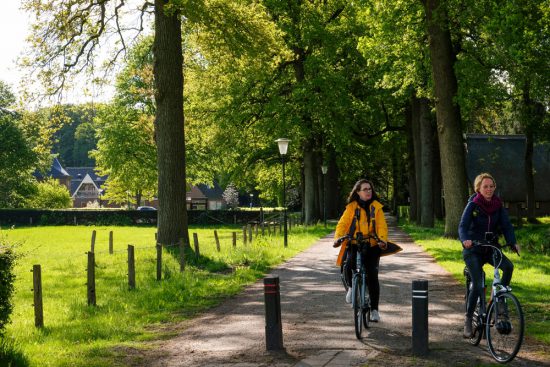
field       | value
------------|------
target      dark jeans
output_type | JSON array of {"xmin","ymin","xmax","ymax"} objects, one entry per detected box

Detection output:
[
  {"xmin": 463, "ymin": 248, "xmax": 514, "ymax": 317},
  {"xmin": 344, "ymin": 244, "xmax": 382, "ymax": 310}
]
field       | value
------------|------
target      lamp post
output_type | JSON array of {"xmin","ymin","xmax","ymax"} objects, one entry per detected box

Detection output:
[
  {"xmin": 275, "ymin": 138, "xmax": 290, "ymax": 247},
  {"xmin": 321, "ymin": 164, "xmax": 328, "ymax": 228},
  {"xmin": 250, "ymin": 193, "xmax": 254, "ymax": 208}
]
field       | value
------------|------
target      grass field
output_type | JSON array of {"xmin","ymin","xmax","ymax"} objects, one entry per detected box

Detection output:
[
  {"xmin": 0, "ymin": 224, "xmax": 331, "ymax": 367},
  {"xmin": 400, "ymin": 217, "xmax": 550, "ymax": 345}
]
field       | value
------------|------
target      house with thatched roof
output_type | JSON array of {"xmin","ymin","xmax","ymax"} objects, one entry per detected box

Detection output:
[{"xmin": 465, "ymin": 134, "xmax": 550, "ymax": 216}]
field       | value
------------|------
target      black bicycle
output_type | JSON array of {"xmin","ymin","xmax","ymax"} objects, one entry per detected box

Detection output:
[
  {"xmin": 336, "ymin": 233, "xmax": 385, "ymax": 339},
  {"xmin": 464, "ymin": 240, "xmax": 524, "ymax": 363}
]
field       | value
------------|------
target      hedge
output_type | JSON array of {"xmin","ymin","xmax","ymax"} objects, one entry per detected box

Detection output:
[
  {"xmin": 0, "ymin": 209, "xmax": 291, "ymax": 226},
  {"xmin": 0, "ymin": 242, "xmax": 16, "ymax": 335}
]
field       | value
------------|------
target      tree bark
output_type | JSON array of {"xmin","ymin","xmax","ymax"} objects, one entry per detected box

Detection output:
[
  {"xmin": 432, "ymin": 131, "xmax": 444, "ymax": 220},
  {"xmin": 405, "ymin": 101, "xmax": 418, "ymax": 222},
  {"xmin": 303, "ymin": 141, "xmax": 318, "ymax": 225},
  {"xmin": 521, "ymin": 83, "xmax": 544, "ymax": 223},
  {"xmin": 419, "ymin": 97, "xmax": 434, "ymax": 227},
  {"xmin": 424, "ymin": 0, "xmax": 468, "ymax": 237},
  {"xmin": 153, "ymin": 0, "xmax": 189, "ymax": 246},
  {"xmin": 411, "ymin": 96, "xmax": 423, "ymax": 224}
]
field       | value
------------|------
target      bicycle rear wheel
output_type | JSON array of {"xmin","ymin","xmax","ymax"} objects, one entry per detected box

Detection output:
[
  {"xmin": 486, "ymin": 292, "xmax": 524, "ymax": 363},
  {"xmin": 469, "ymin": 298, "xmax": 483, "ymax": 346},
  {"xmin": 353, "ymin": 277, "xmax": 363, "ymax": 339}
]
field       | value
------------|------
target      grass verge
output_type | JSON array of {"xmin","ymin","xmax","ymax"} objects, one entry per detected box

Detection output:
[
  {"xmin": 0, "ymin": 224, "xmax": 331, "ymax": 366},
  {"xmin": 400, "ymin": 217, "xmax": 550, "ymax": 345}
]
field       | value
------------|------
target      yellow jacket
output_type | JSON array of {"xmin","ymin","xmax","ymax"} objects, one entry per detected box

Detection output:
[{"xmin": 334, "ymin": 200, "xmax": 388, "ymax": 266}]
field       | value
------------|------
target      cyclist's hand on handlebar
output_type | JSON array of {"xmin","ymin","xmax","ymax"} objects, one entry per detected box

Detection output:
[
  {"xmin": 463, "ymin": 240, "xmax": 473, "ymax": 249},
  {"xmin": 333, "ymin": 235, "xmax": 350, "ymax": 248},
  {"xmin": 511, "ymin": 243, "xmax": 520, "ymax": 256},
  {"xmin": 378, "ymin": 240, "xmax": 388, "ymax": 250}
]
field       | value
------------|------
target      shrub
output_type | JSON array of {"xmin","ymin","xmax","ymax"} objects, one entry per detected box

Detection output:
[
  {"xmin": 26, "ymin": 178, "xmax": 72, "ymax": 209},
  {"xmin": 0, "ymin": 240, "xmax": 17, "ymax": 335}
]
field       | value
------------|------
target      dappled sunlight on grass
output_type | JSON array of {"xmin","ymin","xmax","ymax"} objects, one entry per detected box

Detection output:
[
  {"xmin": 1, "ymin": 224, "xmax": 332, "ymax": 366},
  {"xmin": 400, "ymin": 219, "xmax": 550, "ymax": 345}
]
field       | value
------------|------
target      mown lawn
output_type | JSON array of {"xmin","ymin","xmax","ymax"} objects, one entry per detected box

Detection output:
[
  {"xmin": 400, "ymin": 217, "xmax": 550, "ymax": 345},
  {"xmin": 0, "ymin": 224, "xmax": 331, "ymax": 367}
]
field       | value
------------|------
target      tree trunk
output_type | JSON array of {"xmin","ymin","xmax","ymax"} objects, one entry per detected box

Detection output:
[
  {"xmin": 521, "ymin": 83, "xmax": 543, "ymax": 223},
  {"xmin": 405, "ymin": 101, "xmax": 418, "ymax": 222},
  {"xmin": 419, "ymin": 97, "xmax": 434, "ymax": 227},
  {"xmin": 432, "ymin": 131, "xmax": 444, "ymax": 220},
  {"xmin": 325, "ymin": 149, "xmax": 340, "ymax": 219},
  {"xmin": 153, "ymin": 0, "xmax": 189, "ymax": 246},
  {"xmin": 411, "ymin": 96, "xmax": 423, "ymax": 224},
  {"xmin": 424, "ymin": 0, "xmax": 468, "ymax": 237},
  {"xmin": 303, "ymin": 142, "xmax": 318, "ymax": 225}
]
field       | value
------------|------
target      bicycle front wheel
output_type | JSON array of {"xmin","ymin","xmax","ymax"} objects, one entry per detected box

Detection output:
[
  {"xmin": 469, "ymin": 297, "xmax": 483, "ymax": 346},
  {"xmin": 353, "ymin": 277, "xmax": 363, "ymax": 339},
  {"xmin": 486, "ymin": 292, "xmax": 524, "ymax": 363}
]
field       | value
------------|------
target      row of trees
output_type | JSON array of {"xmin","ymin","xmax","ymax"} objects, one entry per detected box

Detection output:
[{"xmin": 9, "ymin": 0, "xmax": 548, "ymax": 241}]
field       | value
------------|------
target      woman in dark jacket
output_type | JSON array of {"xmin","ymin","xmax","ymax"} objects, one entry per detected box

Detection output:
[{"xmin": 459, "ymin": 172, "xmax": 520, "ymax": 338}]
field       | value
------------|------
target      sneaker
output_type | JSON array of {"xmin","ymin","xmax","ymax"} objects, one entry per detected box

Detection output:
[
  {"xmin": 463, "ymin": 316, "xmax": 473, "ymax": 338},
  {"xmin": 345, "ymin": 288, "xmax": 352, "ymax": 303},
  {"xmin": 370, "ymin": 309, "xmax": 380, "ymax": 322}
]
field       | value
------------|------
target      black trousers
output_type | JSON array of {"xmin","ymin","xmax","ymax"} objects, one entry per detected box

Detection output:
[
  {"xmin": 344, "ymin": 244, "xmax": 382, "ymax": 310},
  {"xmin": 463, "ymin": 248, "xmax": 514, "ymax": 317}
]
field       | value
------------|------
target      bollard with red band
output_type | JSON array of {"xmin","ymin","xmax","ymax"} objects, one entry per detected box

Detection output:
[{"xmin": 264, "ymin": 275, "xmax": 284, "ymax": 350}]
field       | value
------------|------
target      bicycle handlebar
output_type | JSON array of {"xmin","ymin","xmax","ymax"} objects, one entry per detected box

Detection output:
[
  {"xmin": 333, "ymin": 233, "xmax": 387, "ymax": 249},
  {"xmin": 471, "ymin": 240, "xmax": 520, "ymax": 257}
]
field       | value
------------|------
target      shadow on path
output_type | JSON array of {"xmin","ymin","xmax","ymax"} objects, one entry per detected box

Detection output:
[{"xmin": 124, "ymin": 216, "xmax": 549, "ymax": 367}]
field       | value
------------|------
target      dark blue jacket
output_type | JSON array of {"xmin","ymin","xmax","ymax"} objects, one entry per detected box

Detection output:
[{"xmin": 458, "ymin": 194, "xmax": 516, "ymax": 247}]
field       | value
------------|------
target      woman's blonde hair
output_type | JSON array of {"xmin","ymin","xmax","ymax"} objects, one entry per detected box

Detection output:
[{"xmin": 474, "ymin": 172, "xmax": 496, "ymax": 192}]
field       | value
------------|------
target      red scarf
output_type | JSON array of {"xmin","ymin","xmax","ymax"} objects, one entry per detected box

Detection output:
[{"xmin": 473, "ymin": 193, "xmax": 502, "ymax": 215}]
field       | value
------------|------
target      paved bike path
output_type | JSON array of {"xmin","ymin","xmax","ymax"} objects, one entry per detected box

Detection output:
[{"xmin": 129, "ymin": 217, "xmax": 549, "ymax": 367}]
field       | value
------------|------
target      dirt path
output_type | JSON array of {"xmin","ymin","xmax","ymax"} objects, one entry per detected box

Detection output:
[{"xmin": 124, "ymin": 217, "xmax": 549, "ymax": 366}]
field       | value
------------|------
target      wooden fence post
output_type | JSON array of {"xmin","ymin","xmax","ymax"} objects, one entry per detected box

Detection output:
[
  {"xmin": 267, "ymin": 223, "xmax": 272, "ymax": 236},
  {"xmin": 255, "ymin": 224, "xmax": 258, "ymax": 237},
  {"xmin": 90, "ymin": 230, "xmax": 96, "ymax": 253},
  {"xmin": 214, "ymin": 230, "xmax": 221, "ymax": 252},
  {"xmin": 109, "ymin": 231, "xmax": 114, "ymax": 254},
  {"xmin": 128, "ymin": 245, "xmax": 135, "ymax": 289},
  {"xmin": 32, "ymin": 265, "xmax": 43, "ymax": 327},
  {"xmin": 261, "ymin": 223, "xmax": 265, "ymax": 236},
  {"xmin": 156, "ymin": 244, "xmax": 162, "ymax": 281},
  {"xmin": 87, "ymin": 252, "xmax": 96, "ymax": 306},
  {"xmin": 248, "ymin": 224, "xmax": 253, "ymax": 243},
  {"xmin": 242, "ymin": 226, "xmax": 247, "ymax": 245},
  {"xmin": 193, "ymin": 233, "xmax": 200, "ymax": 259},
  {"xmin": 179, "ymin": 238, "xmax": 186, "ymax": 272},
  {"xmin": 232, "ymin": 232, "xmax": 237, "ymax": 248}
]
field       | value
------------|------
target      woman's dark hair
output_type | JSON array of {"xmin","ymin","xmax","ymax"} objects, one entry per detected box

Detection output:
[{"xmin": 346, "ymin": 179, "xmax": 378, "ymax": 204}]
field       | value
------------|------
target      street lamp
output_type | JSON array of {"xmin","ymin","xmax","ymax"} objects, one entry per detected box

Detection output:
[
  {"xmin": 321, "ymin": 164, "xmax": 328, "ymax": 228},
  {"xmin": 250, "ymin": 193, "xmax": 254, "ymax": 208},
  {"xmin": 275, "ymin": 138, "xmax": 290, "ymax": 247}
]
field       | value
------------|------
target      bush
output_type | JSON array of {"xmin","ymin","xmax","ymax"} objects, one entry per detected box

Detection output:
[
  {"xmin": 0, "ymin": 240, "xmax": 17, "ymax": 335},
  {"xmin": 26, "ymin": 178, "xmax": 72, "ymax": 209}
]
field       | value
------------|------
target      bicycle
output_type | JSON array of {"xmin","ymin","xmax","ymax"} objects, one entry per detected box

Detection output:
[
  {"xmin": 464, "ymin": 239, "xmax": 524, "ymax": 363},
  {"xmin": 335, "ymin": 232, "xmax": 386, "ymax": 339}
]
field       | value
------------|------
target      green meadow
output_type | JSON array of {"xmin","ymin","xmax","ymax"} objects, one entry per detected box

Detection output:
[{"xmin": 1, "ymin": 224, "xmax": 331, "ymax": 367}]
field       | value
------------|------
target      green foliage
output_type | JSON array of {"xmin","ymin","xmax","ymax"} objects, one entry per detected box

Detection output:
[
  {"xmin": 50, "ymin": 104, "xmax": 99, "ymax": 166},
  {"xmin": 0, "ymin": 240, "xmax": 17, "ymax": 336},
  {"xmin": 26, "ymin": 179, "xmax": 72, "ymax": 209},
  {"xmin": 0, "ymin": 115, "xmax": 38, "ymax": 208},
  {"xmin": 0, "ymin": 337, "xmax": 29, "ymax": 367},
  {"xmin": 0, "ymin": 80, "xmax": 16, "ymax": 108},
  {"xmin": 2, "ymin": 224, "xmax": 331, "ymax": 366}
]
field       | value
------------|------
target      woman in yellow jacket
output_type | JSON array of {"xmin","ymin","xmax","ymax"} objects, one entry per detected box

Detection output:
[{"xmin": 334, "ymin": 179, "xmax": 388, "ymax": 322}]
